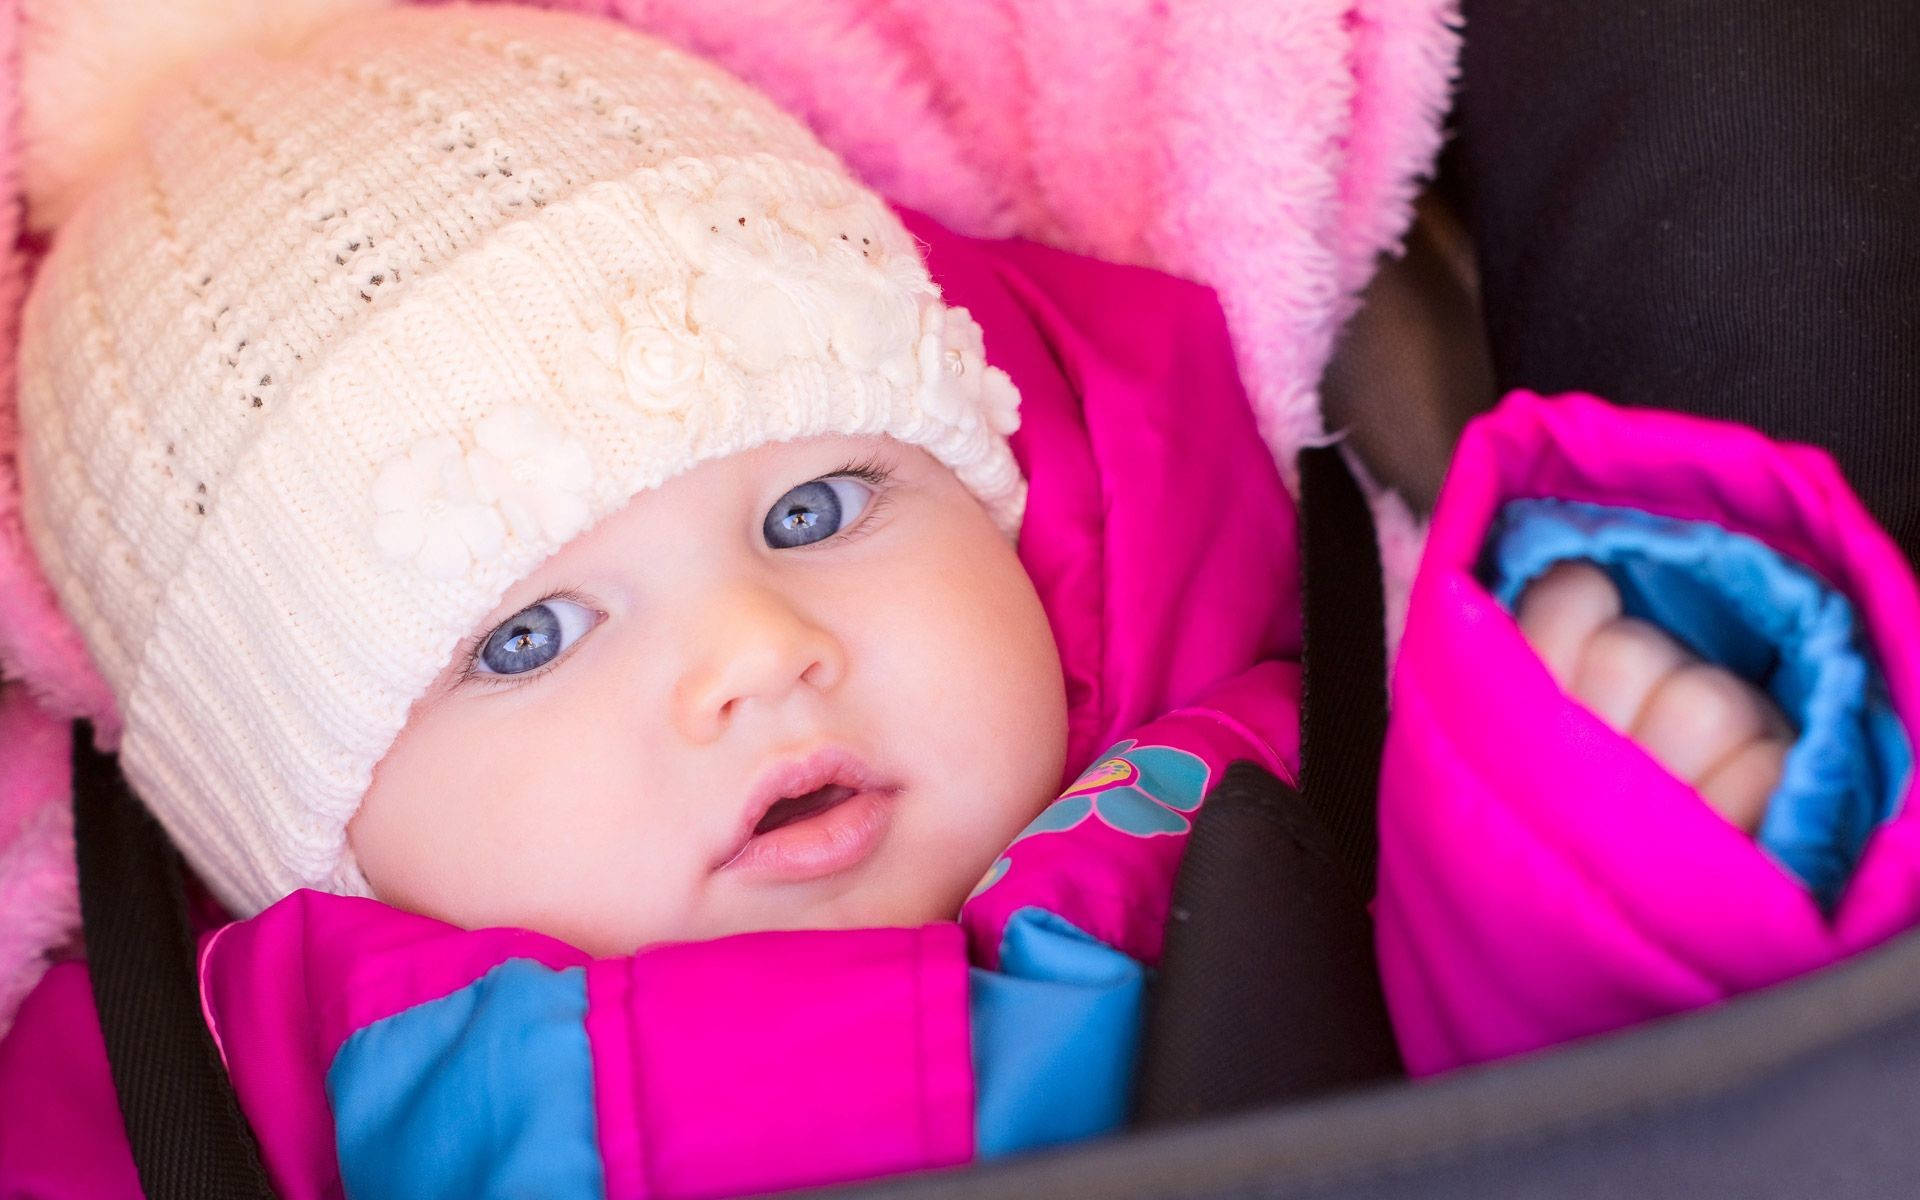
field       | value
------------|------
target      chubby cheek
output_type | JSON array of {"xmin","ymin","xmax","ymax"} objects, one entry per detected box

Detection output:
[
  {"xmin": 351, "ymin": 685, "xmax": 698, "ymax": 951},
  {"xmin": 858, "ymin": 527, "xmax": 1068, "ymax": 909}
]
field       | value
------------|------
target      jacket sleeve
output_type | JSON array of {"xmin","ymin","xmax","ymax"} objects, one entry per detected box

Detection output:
[
  {"xmin": 1377, "ymin": 391, "xmax": 1920, "ymax": 1077},
  {"xmin": 1482, "ymin": 496, "xmax": 1906, "ymax": 909},
  {"xmin": 961, "ymin": 658, "xmax": 1300, "ymax": 1157}
]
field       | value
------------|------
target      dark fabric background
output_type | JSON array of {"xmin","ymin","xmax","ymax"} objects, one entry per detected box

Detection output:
[{"xmin": 1451, "ymin": 0, "xmax": 1920, "ymax": 562}]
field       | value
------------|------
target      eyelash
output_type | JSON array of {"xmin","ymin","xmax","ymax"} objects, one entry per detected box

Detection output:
[
  {"xmin": 454, "ymin": 585, "xmax": 597, "ymax": 691},
  {"xmin": 806, "ymin": 457, "xmax": 895, "ymax": 548},
  {"xmin": 830, "ymin": 457, "xmax": 893, "ymax": 488}
]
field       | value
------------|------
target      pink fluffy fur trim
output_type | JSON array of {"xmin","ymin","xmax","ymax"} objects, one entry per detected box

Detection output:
[
  {"xmin": 0, "ymin": 686, "xmax": 76, "ymax": 1039},
  {"xmin": 0, "ymin": 0, "xmax": 1458, "ymax": 1028}
]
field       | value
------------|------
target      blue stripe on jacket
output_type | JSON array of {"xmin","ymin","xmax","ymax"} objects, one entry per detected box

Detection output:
[{"xmin": 329, "ymin": 958, "xmax": 604, "ymax": 1199}]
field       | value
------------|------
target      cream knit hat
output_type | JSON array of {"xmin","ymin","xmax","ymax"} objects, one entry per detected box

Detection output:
[{"xmin": 15, "ymin": 2, "xmax": 1025, "ymax": 917}]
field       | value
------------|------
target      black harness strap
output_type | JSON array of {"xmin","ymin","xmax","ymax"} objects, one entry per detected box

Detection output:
[
  {"xmin": 1296, "ymin": 443, "xmax": 1389, "ymax": 902},
  {"xmin": 1134, "ymin": 444, "xmax": 1400, "ymax": 1124},
  {"xmin": 72, "ymin": 722, "xmax": 278, "ymax": 1200},
  {"xmin": 1133, "ymin": 762, "xmax": 1404, "ymax": 1126}
]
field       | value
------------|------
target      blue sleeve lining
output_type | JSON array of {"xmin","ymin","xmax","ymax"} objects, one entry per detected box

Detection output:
[
  {"xmin": 1484, "ymin": 497, "xmax": 1911, "ymax": 909},
  {"xmin": 969, "ymin": 908, "xmax": 1146, "ymax": 1158}
]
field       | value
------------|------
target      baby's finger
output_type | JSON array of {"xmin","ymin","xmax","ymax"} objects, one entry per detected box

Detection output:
[
  {"xmin": 1516, "ymin": 561, "xmax": 1623, "ymax": 688},
  {"xmin": 1696, "ymin": 736, "xmax": 1791, "ymax": 835},
  {"xmin": 1629, "ymin": 661, "xmax": 1787, "ymax": 784},
  {"xmin": 1569, "ymin": 616, "xmax": 1691, "ymax": 732}
]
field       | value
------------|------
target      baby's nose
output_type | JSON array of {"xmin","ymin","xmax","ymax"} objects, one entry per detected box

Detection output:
[{"xmin": 673, "ymin": 585, "xmax": 846, "ymax": 743}]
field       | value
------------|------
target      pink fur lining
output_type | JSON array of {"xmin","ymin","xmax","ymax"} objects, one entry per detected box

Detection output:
[
  {"xmin": 0, "ymin": 0, "xmax": 1458, "ymax": 1027},
  {"xmin": 0, "ymin": 685, "xmax": 76, "ymax": 1038}
]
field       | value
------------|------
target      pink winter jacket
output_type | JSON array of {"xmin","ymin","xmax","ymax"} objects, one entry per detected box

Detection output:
[{"xmin": 0, "ymin": 215, "xmax": 1304, "ymax": 1197}]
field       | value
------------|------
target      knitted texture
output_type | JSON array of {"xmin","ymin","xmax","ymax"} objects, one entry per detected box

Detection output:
[{"xmin": 14, "ymin": 3, "xmax": 1024, "ymax": 917}]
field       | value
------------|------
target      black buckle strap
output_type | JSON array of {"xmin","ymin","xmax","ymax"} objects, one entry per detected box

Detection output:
[
  {"xmin": 72, "ymin": 722, "xmax": 278, "ymax": 1199},
  {"xmin": 1297, "ymin": 443, "xmax": 1388, "ymax": 902},
  {"xmin": 1135, "ymin": 445, "xmax": 1400, "ymax": 1124}
]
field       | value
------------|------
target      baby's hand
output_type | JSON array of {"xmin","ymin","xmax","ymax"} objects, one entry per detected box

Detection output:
[{"xmin": 1515, "ymin": 561, "xmax": 1793, "ymax": 834}]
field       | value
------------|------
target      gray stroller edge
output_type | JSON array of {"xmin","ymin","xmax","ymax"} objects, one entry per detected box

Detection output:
[{"xmin": 822, "ymin": 918, "xmax": 1920, "ymax": 1200}]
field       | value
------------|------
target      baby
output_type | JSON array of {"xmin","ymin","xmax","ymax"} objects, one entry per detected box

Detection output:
[{"xmin": 0, "ymin": 0, "xmax": 1816, "ymax": 1194}]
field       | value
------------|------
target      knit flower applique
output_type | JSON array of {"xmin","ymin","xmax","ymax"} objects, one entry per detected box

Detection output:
[
  {"xmin": 583, "ymin": 284, "xmax": 708, "ymax": 413},
  {"xmin": 967, "ymin": 740, "xmax": 1212, "ymax": 902},
  {"xmin": 662, "ymin": 174, "xmax": 927, "ymax": 377},
  {"xmin": 371, "ymin": 435, "xmax": 506, "ymax": 579},
  {"xmin": 372, "ymin": 406, "xmax": 593, "ymax": 578},
  {"xmin": 686, "ymin": 234, "xmax": 827, "ymax": 374},
  {"xmin": 654, "ymin": 176, "xmax": 815, "ymax": 372},
  {"xmin": 820, "ymin": 257, "xmax": 925, "ymax": 380},
  {"xmin": 466, "ymin": 405, "xmax": 594, "ymax": 544},
  {"xmin": 784, "ymin": 197, "xmax": 929, "ymax": 379},
  {"xmin": 918, "ymin": 304, "xmax": 1020, "ymax": 436}
]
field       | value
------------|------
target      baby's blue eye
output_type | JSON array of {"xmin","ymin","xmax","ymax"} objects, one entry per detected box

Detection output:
[
  {"xmin": 763, "ymin": 476, "xmax": 874, "ymax": 549},
  {"xmin": 473, "ymin": 598, "xmax": 596, "ymax": 677}
]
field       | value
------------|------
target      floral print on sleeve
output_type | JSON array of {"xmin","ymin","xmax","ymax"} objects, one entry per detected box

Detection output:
[{"xmin": 969, "ymin": 740, "xmax": 1210, "ymax": 901}]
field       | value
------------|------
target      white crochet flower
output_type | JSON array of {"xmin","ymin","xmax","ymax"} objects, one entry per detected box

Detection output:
[
  {"xmin": 823, "ymin": 267, "xmax": 924, "ymax": 377},
  {"xmin": 371, "ymin": 435, "xmax": 506, "ymax": 579},
  {"xmin": 466, "ymin": 405, "xmax": 594, "ymax": 545},
  {"xmin": 658, "ymin": 179, "xmax": 834, "ymax": 373},
  {"xmin": 612, "ymin": 288, "xmax": 707, "ymax": 411},
  {"xmin": 979, "ymin": 366, "xmax": 1022, "ymax": 437},
  {"xmin": 655, "ymin": 173, "xmax": 786, "ymax": 267},
  {"xmin": 661, "ymin": 175, "xmax": 934, "ymax": 380},
  {"xmin": 572, "ymin": 286, "xmax": 708, "ymax": 414},
  {"xmin": 688, "ymin": 249, "xmax": 821, "ymax": 374},
  {"xmin": 918, "ymin": 304, "xmax": 1018, "ymax": 435}
]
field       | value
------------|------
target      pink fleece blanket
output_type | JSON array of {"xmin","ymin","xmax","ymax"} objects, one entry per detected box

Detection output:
[{"xmin": 0, "ymin": 0, "xmax": 1458, "ymax": 1033}]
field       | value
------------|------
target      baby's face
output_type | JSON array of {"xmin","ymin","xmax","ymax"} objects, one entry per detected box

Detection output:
[{"xmin": 348, "ymin": 435, "xmax": 1067, "ymax": 955}]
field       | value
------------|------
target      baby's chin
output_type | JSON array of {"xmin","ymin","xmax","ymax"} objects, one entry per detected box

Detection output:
[
  {"xmin": 673, "ymin": 881, "xmax": 975, "ymax": 948},
  {"xmin": 388, "ymin": 864, "xmax": 981, "ymax": 958}
]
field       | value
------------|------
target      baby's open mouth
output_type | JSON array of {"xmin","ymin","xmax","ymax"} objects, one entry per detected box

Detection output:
[
  {"xmin": 752, "ymin": 784, "xmax": 857, "ymax": 835},
  {"xmin": 719, "ymin": 749, "xmax": 902, "ymax": 881}
]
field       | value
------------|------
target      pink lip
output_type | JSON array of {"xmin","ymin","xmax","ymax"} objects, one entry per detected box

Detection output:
[{"xmin": 716, "ymin": 748, "xmax": 902, "ymax": 883}]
